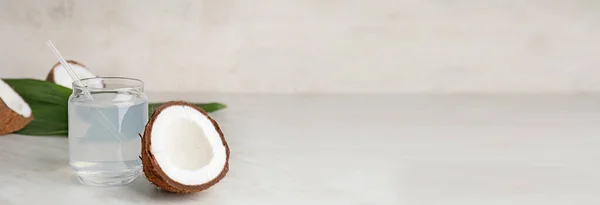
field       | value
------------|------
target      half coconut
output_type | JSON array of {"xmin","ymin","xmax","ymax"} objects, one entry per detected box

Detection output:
[
  {"xmin": 141, "ymin": 101, "xmax": 229, "ymax": 193},
  {"xmin": 46, "ymin": 60, "xmax": 95, "ymax": 89},
  {"xmin": 0, "ymin": 79, "xmax": 33, "ymax": 135}
]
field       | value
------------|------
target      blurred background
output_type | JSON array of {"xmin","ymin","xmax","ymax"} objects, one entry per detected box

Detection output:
[{"xmin": 0, "ymin": 0, "xmax": 599, "ymax": 93}]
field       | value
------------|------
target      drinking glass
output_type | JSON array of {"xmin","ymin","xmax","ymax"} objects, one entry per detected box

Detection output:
[{"xmin": 68, "ymin": 77, "xmax": 148, "ymax": 186}]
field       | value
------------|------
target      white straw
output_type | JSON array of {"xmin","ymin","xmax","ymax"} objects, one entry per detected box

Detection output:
[
  {"xmin": 46, "ymin": 41, "xmax": 84, "ymax": 86},
  {"xmin": 46, "ymin": 41, "xmax": 94, "ymax": 100},
  {"xmin": 45, "ymin": 40, "xmax": 127, "ymax": 145}
]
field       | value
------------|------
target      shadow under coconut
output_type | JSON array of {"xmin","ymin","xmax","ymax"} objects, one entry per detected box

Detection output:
[{"xmin": 128, "ymin": 177, "xmax": 208, "ymax": 201}]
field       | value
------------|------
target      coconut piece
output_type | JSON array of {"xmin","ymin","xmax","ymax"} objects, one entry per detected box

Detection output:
[
  {"xmin": 141, "ymin": 101, "xmax": 229, "ymax": 193},
  {"xmin": 0, "ymin": 79, "xmax": 33, "ymax": 135},
  {"xmin": 46, "ymin": 60, "xmax": 96, "ymax": 89}
]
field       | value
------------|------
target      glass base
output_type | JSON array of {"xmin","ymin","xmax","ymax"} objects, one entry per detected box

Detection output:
[{"xmin": 74, "ymin": 169, "xmax": 141, "ymax": 186}]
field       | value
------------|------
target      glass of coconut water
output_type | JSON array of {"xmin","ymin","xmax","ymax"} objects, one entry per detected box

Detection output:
[{"xmin": 68, "ymin": 77, "xmax": 148, "ymax": 186}]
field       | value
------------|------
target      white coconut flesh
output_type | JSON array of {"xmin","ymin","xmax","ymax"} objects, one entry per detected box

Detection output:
[
  {"xmin": 52, "ymin": 63, "xmax": 95, "ymax": 88},
  {"xmin": 0, "ymin": 80, "xmax": 32, "ymax": 118},
  {"xmin": 150, "ymin": 105, "xmax": 227, "ymax": 185}
]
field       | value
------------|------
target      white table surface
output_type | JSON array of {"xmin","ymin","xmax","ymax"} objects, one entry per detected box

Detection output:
[{"xmin": 2, "ymin": 94, "xmax": 600, "ymax": 205}]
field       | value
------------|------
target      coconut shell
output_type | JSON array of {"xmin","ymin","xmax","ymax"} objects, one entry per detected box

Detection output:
[
  {"xmin": 141, "ymin": 101, "xmax": 230, "ymax": 193},
  {"xmin": 0, "ymin": 99, "xmax": 33, "ymax": 135},
  {"xmin": 46, "ymin": 60, "xmax": 88, "ymax": 83}
]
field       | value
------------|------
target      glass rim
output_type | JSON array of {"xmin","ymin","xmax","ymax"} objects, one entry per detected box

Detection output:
[{"xmin": 72, "ymin": 76, "xmax": 144, "ymax": 91}]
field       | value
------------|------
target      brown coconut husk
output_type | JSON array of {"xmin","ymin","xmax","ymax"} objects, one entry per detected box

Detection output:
[
  {"xmin": 0, "ymin": 99, "xmax": 33, "ymax": 135},
  {"xmin": 141, "ymin": 101, "xmax": 230, "ymax": 193}
]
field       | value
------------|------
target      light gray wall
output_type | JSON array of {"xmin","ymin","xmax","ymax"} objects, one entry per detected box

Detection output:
[{"xmin": 1, "ymin": 0, "xmax": 599, "ymax": 93}]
